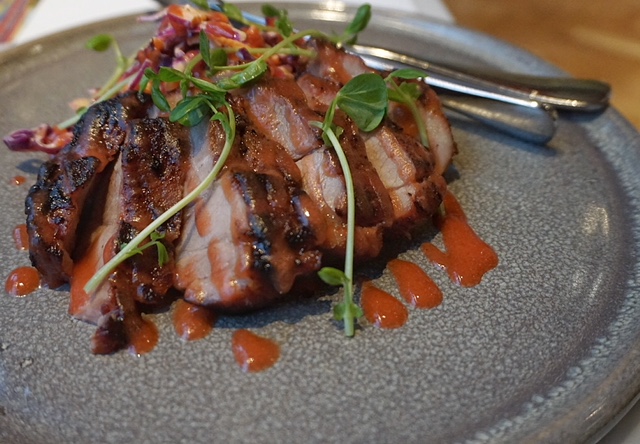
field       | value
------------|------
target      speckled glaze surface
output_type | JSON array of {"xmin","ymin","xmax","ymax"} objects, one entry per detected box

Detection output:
[{"xmin": 1, "ymin": 3, "xmax": 639, "ymax": 443}]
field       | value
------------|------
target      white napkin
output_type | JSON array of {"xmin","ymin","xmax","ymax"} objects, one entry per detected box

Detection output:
[{"xmin": 13, "ymin": 0, "xmax": 452, "ymax": 45}]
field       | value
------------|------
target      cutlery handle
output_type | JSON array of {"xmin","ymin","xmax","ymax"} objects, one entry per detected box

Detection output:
[
  {"xmin": 352, "ymin": 45, "xmax": 610, "ymax": 112},
  {"xmin": 439, "ymin": 93, "xmax": 557, "ymax": 144},
  {"xmin": 194, "ymin": 1, "xmax": 608, "ymax": 112}
]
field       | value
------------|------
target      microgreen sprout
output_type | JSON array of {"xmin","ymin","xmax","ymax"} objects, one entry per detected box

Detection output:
[
  {"xmin": 85, "ymin": 34, "xmax": 132, "ymax": 98},
  {"xmin": 385, "ymin": 68, "xmax": 430, "ymax": 147},
  {"xmin": 333, "ymin": 3, "xmax": 371, "ymax": 46},
  {"xmin": 261, "ymin": 4, "xmax": 294, "ymax": 37},
  {"xmin": 119, "ymin": 231, "xmax": 170, "ymax": 267},
  {"xmin": 313, "ymin": 72, "xmax": 387, "ymax": 336},
  {"xmin": 57, "ymin": 34, "xmax": 135, "ymax": 130}
]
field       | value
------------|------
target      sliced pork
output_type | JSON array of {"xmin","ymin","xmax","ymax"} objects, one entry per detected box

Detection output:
[
  {"xmin": 25, "ymin": 93, "xmax": 153, "ymax": 288},
  {"xmin": 67, "ymin": 117, "xmax": 190, "ymax": 353},
  {"xmin": 24, "ymin": 33, "xmax": 457, "ymax": 353},
  {"xmin": 306, "ymin": 40, "xmax": 457, "ymax": 175}
]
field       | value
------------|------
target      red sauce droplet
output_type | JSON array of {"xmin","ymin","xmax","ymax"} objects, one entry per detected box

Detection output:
[
  {"xmin": 11, "ymin": 175, "xmax": 26, "ymax": 186},
  {"xmin": 388, "ymin": 259, "xmax": 443, "ymax": 309},
  {"xmin": 69, "ymin": 249, "xmax": 100, "ymax": 317},
  {"xmin": 361, "ymin": 282, "xmax": 408, "ymax": 329},
  {"xmin": 128, "ymin": 316, "xmax": 159, "ymax": 356},
  {"xmin": 422, "ymin": 192, "xmax": 499, "ymax": 287},
  {"xmin": 12, "ymin": 224, "xmax": 29, "ymax": 251},
  {"xmin": 69, "ymin": 233, "xmax": 117, "ymax": 317},
  {"xmin": 173, "ymin": 299, "xmax": 217, "ymax": 341},
  {"xmin": 232, "ymin": 329, "xmax": 280, "ymax": 373},
  {"xmin": 5, "ymin": 266, "xmax": 40, "ymax": 297}
]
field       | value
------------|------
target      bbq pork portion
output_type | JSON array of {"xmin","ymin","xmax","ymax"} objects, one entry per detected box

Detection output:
[
  {"xmin": 69, "ymin": 117, "xmax": 190, "ymax": 353},
  {"xmin": 24, "ymin": 40, "xmax": 457, "ymax": 353},
  {"xmin": 25, "ymin": 93, "xmax": 153, "ymax": 288}
]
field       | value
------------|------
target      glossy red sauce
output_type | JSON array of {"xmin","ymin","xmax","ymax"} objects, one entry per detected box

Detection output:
[
  {"xmin": 360, "ymin": 282, "xmax": 408, "ymax": 329},
  {"xmin": 12, "ymin": 224, "xmax": 29, "ymax": 251},
  {"xmin": 388, "ymin": 258, "xmax": 443, "ymax": 309},
  {"xmin": 232, "ymin": 329, "xmax": 280, "ymax": 372},
  {"xmin": 5, "ymin": 266, "xmax": 40, "ymax": 297},
  {"xmin": 69, "ymin": 233, "xmax": 117, "ymax": 317},
  {"xmin": 173, "ymin": 299, "xmax": 217, "ymax": 341},
  {"xmin": 128, "ymin": 316, "xmax": 159, "ymax": 356},
  {"xmin": 69, "ymin": 251, "xmax": 99, "ymax": 317},
  {"xmin": 422, "ymin": 192, "xmax": 498, "ymax": 287},
  {"xmin": 11, "ymin": 175, "xmax": 26, "ymax": 186}
]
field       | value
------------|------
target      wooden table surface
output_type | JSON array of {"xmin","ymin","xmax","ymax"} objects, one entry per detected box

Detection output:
[{"xmin": 442, "ymin": 0, "xmax": 640, "ymax": 129}]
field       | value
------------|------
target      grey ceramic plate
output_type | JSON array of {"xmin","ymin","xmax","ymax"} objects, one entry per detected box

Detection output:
[{"xmin": 1, "ymin": 3, "xmax": 640, "ymax": 443}]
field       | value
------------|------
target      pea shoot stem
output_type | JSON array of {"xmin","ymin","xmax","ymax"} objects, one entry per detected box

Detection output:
[{"xmin": 324, "ymin": 126, "xmax": 357, "ymax": 337}]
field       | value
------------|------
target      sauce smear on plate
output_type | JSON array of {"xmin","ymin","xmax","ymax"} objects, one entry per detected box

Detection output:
[
  {"xmin": 388, "ymin": 258, "xmax": 443, "ymax": 309},
  {"xmin": 232, "ymin": 329, "xmax": 280, "ymax": 372},
  {"xmin": 128, "ymin": 317, "xmax": 159, "ymax": 356},
  {"xmin": 173, "ymin": 299, "xmax": 217, "ymax": 341},
  {"xmin": 11, "ymin": 175, "xmax": 26, "ymax": 186},
  {"xmin": 5, "ymin": 266, "xmax": 40, "ymax": 296},
  {"xmin": 12, "ymin": 224, "xmax": 28, "ymax": 251},
  {"xmin": 422, "ymin": 192, "xmax": 498, "ymax": 286},
  {"xmin": 361, "ymin": 282, "xmax": 408, "ymax": 329}
]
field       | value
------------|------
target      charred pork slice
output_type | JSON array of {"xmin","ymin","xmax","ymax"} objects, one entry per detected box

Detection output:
[
  {"xmin": 233, "ymin": 78, "xmax": 394, "ymax": 260},
  {"xmin": 297, "ymin": 70, "xmax": 448, "ymax": 229},
  {"xmin": 115, "ymin": 117, "xmax": 190, "ymax": 307},
  {"xmin": 306, "ymin": 40, "xmax": 457, "ymax": 175},
  {"xmin": 70, "ymin": 117, "xmax": 190, "ymax": 353},
  {"xmin": 25, "ymin": 93, "xmax": 152, "ymax": 288},
  {"xmin": 174, "ymin": 117, "xmax": 323, "ymax": 311}
]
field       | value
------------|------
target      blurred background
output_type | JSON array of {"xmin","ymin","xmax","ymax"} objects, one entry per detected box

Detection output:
[
  {"xmin": 5, "ymin": 0, "xmax": 638, "ymax": 129},
  {"xmin": 443, "ymin": 0, "xmax": 640, "ymax": 129}
]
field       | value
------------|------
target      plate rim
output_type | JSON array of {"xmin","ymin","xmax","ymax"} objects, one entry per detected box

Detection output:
[{"xmin": 1, "ymin": 3, "xmax": 640, "ymax": 443}]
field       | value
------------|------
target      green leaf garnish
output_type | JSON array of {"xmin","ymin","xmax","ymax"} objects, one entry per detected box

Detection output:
[
  {"xmin": 333, "ymin": 301, "xmax": 364, "ymax": 322},
  {"xmin": 155, "ymin": 67, "xmax": 187, "ymax": 83},
  {"xmin": 170, "ymin": 96, "xmax": 210, "ymax": 127},
  {"xmin": 119, "ymin": 231, "xmax": 170, "ymax": 267},
  {"xmin": 199, "ymin": 31, "xmax": 212, "ymax": 69},
  {"xmin": 151, "ymin": 81, "xmax": 172, "ymax": 113},
  {"xmin": 86, "ymin": 34, "xmax": 114, "ymax": 52},
  {"xmin": 190, "ymin": 0, "xmax": 210, "ymax": 10},
  {"xmin": 313, "ymin": 72, "xmax": 387, "ymax": 336},
  {"xmin": 189, "ymin": 77, "xmax": 226, "ymax": 94},
  {"xmin": 334, "ymin": 73, "xmax": 387, "ymax": 131},
  {"xmin": 208, "ymin": 48, "xmax": 228, "ymax": 69},
  {"xmin": 150, "ymin": 232, "xmax": 170, "ymax": 267},
  {"xmin": 216, "ymin": 59, "xmax": 268, "ymax": 90},
  {"xmin": 334, "ymin": 4, "xmax": 371, "ymax": 46},
  {"xmin": 318, "ymin": 267, "xmax": 347, "ymax": 287},
  {"xmin": 385, "ymin": 69, "xmax": 430, "ymax": 147},
  {"xmin": 386, "ymin": 68, "xmax": 428, "ymax": 81},
  {"xmin": 222, "ymin": 3, "xmax": 247, "ymax": 24}
]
